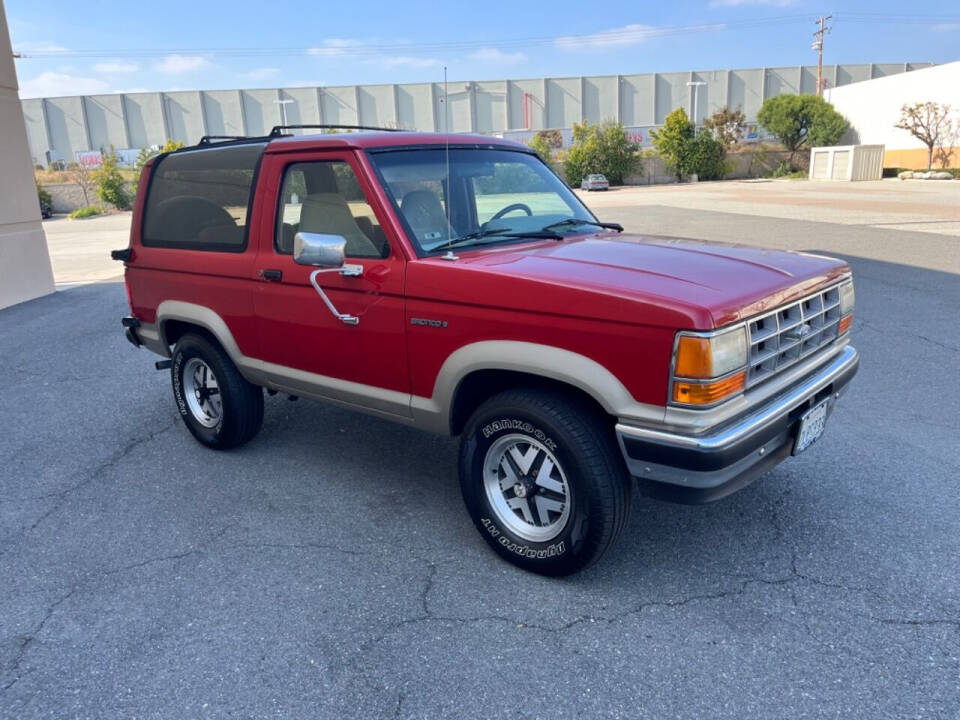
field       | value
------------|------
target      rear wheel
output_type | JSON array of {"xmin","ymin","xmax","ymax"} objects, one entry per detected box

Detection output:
[
  {"xmin": 459, "ymin": 388, "xmax": 632, "ymax": 575},
  {"xmin": 171, "ymin": 333, "xmax": 263, "ymax": 449}
]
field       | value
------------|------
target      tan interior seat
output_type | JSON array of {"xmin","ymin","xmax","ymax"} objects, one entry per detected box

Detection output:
[
  {"xmin": 298, "ymin": 193, "xmax": 381, "ymax": 258},
  {"xmin": 401, "ymin": 190, "xmax": 448, "ymax": 246}
]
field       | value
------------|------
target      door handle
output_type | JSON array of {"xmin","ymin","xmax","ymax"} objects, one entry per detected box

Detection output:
[{"xmin": 259, "ymin": 269, "xmax": 283, "ymax": 281}]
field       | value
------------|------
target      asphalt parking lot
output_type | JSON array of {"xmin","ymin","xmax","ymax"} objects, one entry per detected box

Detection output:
[{"xmin": 2, "ymin": 180, "xmax": 959, "ymax": 718}]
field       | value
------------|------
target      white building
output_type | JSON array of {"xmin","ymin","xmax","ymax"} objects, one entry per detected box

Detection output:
[{"xmin": 825, "ymin": 60, "xmax": 960, "ymax": 169}]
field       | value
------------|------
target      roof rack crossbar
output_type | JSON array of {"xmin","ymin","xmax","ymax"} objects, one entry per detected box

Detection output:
[
  {"xmin": 268, "ymin": 124, "xmax": 404, "ymax": 137},
  {"xmin": 196, "ymin": 135, "xmax": 255, "ymax": 145}
]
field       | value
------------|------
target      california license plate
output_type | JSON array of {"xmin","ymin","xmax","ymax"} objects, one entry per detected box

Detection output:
[{"xmin": 793, "ymin": 399, "xmax": 829, "ymax": 455}]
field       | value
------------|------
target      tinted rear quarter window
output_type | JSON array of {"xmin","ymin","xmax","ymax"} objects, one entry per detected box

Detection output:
[{"xmin": 142, "ymin": 143, "xmax": 265, "ymax": 252}]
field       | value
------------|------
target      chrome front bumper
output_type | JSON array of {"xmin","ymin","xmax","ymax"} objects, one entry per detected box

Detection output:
[{"xmin": 616, "ymin": 345, "xmax": 859, "ymax": 503}]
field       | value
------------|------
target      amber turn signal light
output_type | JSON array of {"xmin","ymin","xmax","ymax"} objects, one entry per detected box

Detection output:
[
  {"xmin": 838, "ymin": 314, "xmax": 853, "ymax": 334},
  {"xmin": 674, "ymin": 335, "xmax": 713, "ymax": 378},
  {"xmin": 672, "ymin": 371, "xmax": 747, "ymax": 406}
]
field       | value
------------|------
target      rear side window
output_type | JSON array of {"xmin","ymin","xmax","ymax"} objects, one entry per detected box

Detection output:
[{"xmin": 142, "ymin": 144, "xmax": 265, "ymax": 252}]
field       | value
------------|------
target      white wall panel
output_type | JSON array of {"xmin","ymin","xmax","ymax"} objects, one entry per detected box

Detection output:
[
  {"xmin": 397, "ymin": 83, "xmax": 433, "ymax": 130},
  {"xmin": 357, "ymin": 84, "xmax": 396, "ymax": 127},
  {"xmin": 124, "ymin": 93, "xmax": 165, "ymax": 148},
  {"xmin": 474, "ymin": 81, "xmax": 507, "ymax": 133},
  {"xmin": 85, "ymin": 94, "xmax": 127, "ymax": 151},
  {"xmin": 546, "ymin": 77, "xmax": 581, "ymax": 129},
  {"xmin": 320, "ymin": 86, "xmax": 359, "ymax": 126},
  {"xmin": 164, "ymin": 92, "xmax": 205, "ymax": 144},
  {"xmin": 202, "ymin": 90, "xmax": 245, "ymax": 136},
  {"xmin": 620, "ymin": 74, "xmax": 655, "ymax": 126},
  {"xmin": 583, "ymin": 76, "xmax": 618, "ymax": 125}
]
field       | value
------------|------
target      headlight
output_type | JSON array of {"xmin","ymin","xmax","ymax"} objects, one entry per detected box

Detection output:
[
  {"xmin": 671, "ymin": 326, "xmax": 748, "ymax": 406},
  {"xmin": 838, "ymin": 280, "xmax": 855, "ymax": 334},
  {"xmin": 839, "ymin": 280, "xmax": 855, "ymax": 315}
]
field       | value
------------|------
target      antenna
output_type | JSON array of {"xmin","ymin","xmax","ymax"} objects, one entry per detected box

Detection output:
[{"xmin": 441, "ymin": 65, "xmax": 458, "ymax": 261}]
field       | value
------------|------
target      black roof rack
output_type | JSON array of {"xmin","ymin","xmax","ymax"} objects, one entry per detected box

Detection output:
[
  {"xmin": 196, "ymin": 135, "xmax": 265, "ymax": 146},
  {"xmin": 268, "ymin": 124, "xmax": 404, "ymax": 137}
]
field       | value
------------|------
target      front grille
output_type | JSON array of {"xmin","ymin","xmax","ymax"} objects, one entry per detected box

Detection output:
[{"xmin": 746, "ymin": 285, "xmax": 842, "ymax": 387}]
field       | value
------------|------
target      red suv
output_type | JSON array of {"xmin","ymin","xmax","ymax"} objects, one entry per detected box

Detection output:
[{"xmin": 115, "ymin": 126, "xmax": 859, "ymax": 575}]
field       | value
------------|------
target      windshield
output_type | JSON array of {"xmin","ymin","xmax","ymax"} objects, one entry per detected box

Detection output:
[{"xmin": 369, "ymin": 147, "xmax": 596, "ymax": 255}]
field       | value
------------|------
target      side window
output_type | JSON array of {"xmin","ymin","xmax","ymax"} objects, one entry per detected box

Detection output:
[
  {"xmin": 142, "ymin": 144, "xmax": 263, "ymax": 251},
  {"xmin": 276, "ymin": 161, "xmax": 388, "ymax": 259}
]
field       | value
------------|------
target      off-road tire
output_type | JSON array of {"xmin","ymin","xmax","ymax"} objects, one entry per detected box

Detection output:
[
  {"xmin": 459, "ymin": 388, "xmax": 632, "ymax": 575},
  {"xmin": 171, "ymin": 333, "xmax": 263, "ymax": 449}
]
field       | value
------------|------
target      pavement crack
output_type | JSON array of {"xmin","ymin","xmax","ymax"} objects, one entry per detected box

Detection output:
[
  {"xmin": 0, "ymin": 420, "xmax": 179, "ymax": 553},
  {"xmin": 1, "ymin": 588, "xmax": 77, "ymax": 695}
]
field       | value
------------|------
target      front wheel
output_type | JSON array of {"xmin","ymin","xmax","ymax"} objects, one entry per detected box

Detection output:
[
  {"xmin": 459, "ymin": 389, "xmax": 632, "ymax": 575},
  {"xmin": 171, "ymin": 333, "xmax": 264, "ymax": 449}
]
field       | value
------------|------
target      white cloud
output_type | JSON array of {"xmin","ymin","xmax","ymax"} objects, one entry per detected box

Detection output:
[
  {"xmin": 94, "ymin": 62, "xmax": 138, "ymax": 73},
  {"xmin": 307, "ymin": 39, "xmax": 364, "ymax": 56},
  {"xmin": 13, "ymin": 41, "xmax": 68, "ymax": 53},
  {"xmin": 467, "ymin": 48, "xmax": 527, "ymax": 64},
  {"xmin": 377, "ymin": 56, "xmax": 442, "ymax": 69},
  {"xmin": 244, "ymin": 67, "xmax": 281, "ymax": 81},
  {"xmin": 555, "ymin": 24, "xmax": 724, "ymax": 51},
  {"xmin": 19, "ymin": 71, "xmax": 109, "ymax": 98},
  {"xmin": 709, "ymin": 0, "xmax": 795, "ymax": 6},
  {"xmin": 933, "ymin": 23, "xmax": 960, "ymax": 31},
  {"xmin": 155, "ymin": 54, "xmax": 210, "ymax": 73}
]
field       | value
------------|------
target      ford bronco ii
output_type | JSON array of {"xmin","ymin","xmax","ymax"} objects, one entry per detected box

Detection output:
[{"xmin": 114, "ymin": 126, "xmax": 859, "ymax": 575}]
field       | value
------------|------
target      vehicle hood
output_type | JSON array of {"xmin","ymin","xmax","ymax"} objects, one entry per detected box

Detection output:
[{"xmin": 417, "ymin": 233, "xmax": 850, "ymax": 328}]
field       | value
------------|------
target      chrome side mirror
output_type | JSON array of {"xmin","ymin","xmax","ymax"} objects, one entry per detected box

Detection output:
[{"xmin": 293, "ymin": 232, "xmax": 347, "ymax": 267}]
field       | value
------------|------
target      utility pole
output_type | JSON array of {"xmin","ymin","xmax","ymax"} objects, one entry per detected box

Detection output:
[{"xmin": 812, "ymin": 15, "xmax": 832, "ymax": 96}]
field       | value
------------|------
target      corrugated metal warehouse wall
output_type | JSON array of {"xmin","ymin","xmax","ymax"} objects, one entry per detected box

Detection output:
[{"xmin": 21, "ymin": 62, "xmax": 932, "ymax": 166}]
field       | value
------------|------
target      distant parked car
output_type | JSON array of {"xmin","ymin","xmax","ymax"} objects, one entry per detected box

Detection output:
[
  {"xmin": 581, "ymin": 174, "xmax": 609, "ymax": 191},
  {"xmin": 40, "ymin": 199, "xmax": 53, "ymax": 219}
]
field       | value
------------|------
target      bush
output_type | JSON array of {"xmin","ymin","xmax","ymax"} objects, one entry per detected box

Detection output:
[
  {"xmin": 93, "ymin": 147, "xmax": 131, "ymax": 210},
  {"xmin": 564, "ymin": 120, "xmax": 638, "ymax": 186},
  {"xmin": 36, "ymin": 178, "xmax": 52, "ymax": 207},
  {"xmin": 529, "ymin": 130, "xmax": 564, "ymax": 174},
  {"xmin": 69, "ymin": 206, "xmax": 104, "ymax": 219},
  {"xmin": 650, "ymin": 108, "xmax": 727, "ymax": 181},
  {"xmin": 757, "ymin": 94, "xmax": 848, "ymax": 169}
]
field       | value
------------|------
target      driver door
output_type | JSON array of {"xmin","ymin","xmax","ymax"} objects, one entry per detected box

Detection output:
[{"xmin": 252, "ymin": 150, "xmax": 410, "ymax": 416}]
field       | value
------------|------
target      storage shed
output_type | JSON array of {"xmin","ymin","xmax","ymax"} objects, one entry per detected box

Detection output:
[{"xmin": 809, "ymin": 144, "xmax": 885, "ymax": 181}]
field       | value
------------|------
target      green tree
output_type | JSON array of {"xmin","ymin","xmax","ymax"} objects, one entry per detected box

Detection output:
[
  {"xmin": 757, "ymin": 94, "xmax": 848, "ymax": 167},
  {"xmin": 650, "ymin": 108, "xmax": 695, "ymax": 181},
  {"xmin": 529, "ymin": 129, "xmax": 563, "ymax": 171},
  {"xmin": 93, "ymin": 146, "xmax": 131, "ymax": 210},
  {"xmin": 564, "ymin": 120, "xmax": 638, "ymax": 186},
  {"xmin": 131, "ymin": 139, "xmax": 185, "ymax": 194},
  {"xmin": 650, "ymin": 108, "xmax": 728, "ymax": 181}
]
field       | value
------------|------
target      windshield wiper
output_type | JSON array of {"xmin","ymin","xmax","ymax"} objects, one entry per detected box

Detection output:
[
  {"xmin": 539, "ymin": 218, "xmax": 624, "ymax": 233},
  {"xmin": 441, "ymin": 227, "xmax": 562, "ymax": 251}
]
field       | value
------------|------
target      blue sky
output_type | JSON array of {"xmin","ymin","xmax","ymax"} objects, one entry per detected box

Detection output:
[{"xmin": 9, "ymin": 0, "xmax": 960, "ymax": 98}]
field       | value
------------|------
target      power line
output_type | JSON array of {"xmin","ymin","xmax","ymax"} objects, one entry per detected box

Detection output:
[{"xmin": 10, "ymin": 15, "xmax": 818, "ymax": 59}]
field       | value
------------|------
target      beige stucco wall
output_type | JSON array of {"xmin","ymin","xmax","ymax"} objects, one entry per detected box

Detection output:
[{"xmin": 0, "ymin": 0, "xmax": 54, "ymax": 309}]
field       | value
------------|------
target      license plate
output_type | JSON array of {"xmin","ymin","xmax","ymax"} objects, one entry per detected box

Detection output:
[{"xmin": 793, "ymin": 399, "xmax": 830, "ymax": 455}]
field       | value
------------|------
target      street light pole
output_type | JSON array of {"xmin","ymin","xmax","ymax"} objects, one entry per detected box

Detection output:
[
  {"xmin": 274, "ymin": 98, "xmax": 294, "ymax": 127},
  {"xmin": 686, "ymin": 81, "xmax": 707, "ymax": 129}
]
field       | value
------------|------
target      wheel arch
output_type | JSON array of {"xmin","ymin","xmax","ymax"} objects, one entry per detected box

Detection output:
[
  {"xmin": 156, "ymin": 301, "xmax": 245, "ymax": 361},
  {"xmin": 412, "ymin": 340, "xmax": 665, "ymax": 435}
]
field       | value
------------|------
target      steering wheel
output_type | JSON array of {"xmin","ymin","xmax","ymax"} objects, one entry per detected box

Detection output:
[{"xmin": 490, "ymin": 203, "xmax": 533, "ymax": 221}]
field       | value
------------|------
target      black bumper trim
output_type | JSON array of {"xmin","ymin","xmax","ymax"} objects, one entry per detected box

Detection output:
[{"xmin": 621, "ymin": 351, "xmax": 859, "ymax": 474}]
